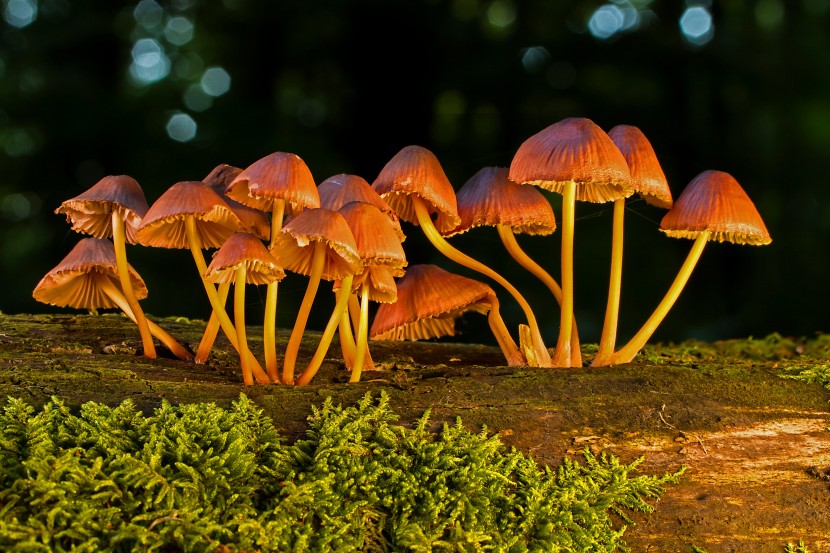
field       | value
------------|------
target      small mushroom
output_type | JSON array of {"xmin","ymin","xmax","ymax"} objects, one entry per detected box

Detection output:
[{"xmin": 318, "ymin": 173, "xmax": 405, "ymax": 241}]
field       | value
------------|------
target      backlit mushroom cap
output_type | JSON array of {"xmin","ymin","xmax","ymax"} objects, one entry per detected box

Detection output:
[
  {"xmin": 55, "ymin": 175, "xmax": 150, "ymax": 244},
  {"xmin": 334, "ymin": 265, "xmax": 398, "ymax": 303},
  {"xmin": 204, "ymin": 232, "xmax": 285, "ymax": 285},
  {"xmin": 225, "ymin": 151, "xmax": 320, "ymax": 212},
  {"xmin": 659, "ymin": 170, "xmax": 772, "ymax": 245},
  {"xmin": 509, "ymin": 117, "xmax": 633, "ymax": 203},
  {"xmin": 319, "ymin": 173, "xmax": 405, "ymax": 241},
  {"xmin": 135, "ymin": 181, "xmax": 241, "ymax": 249},
  {"xmin": 273, "ymin": 207, "xmax": 362, "ymax": 280},
  {"xmin": 445, "ymin": 167, "xmax": 557, "ymax": 237},
  {"xmin": 337, "ymin": 201, "xmax": 407, "ymax": 275},
  {"xmin": 203, "ymin": 164, "xmax": 271, "ymax": 241},
  {"xmin": 608, "ymin": 125, "xmax": 673, "ymax": 209},
  {"xmin": 33, "ymin": 237, "xmax": 147, "ymax": 310},
  {"xmin": 370, "ymin": 264, "xmax": 495, "ymax": 341},
  {"xmin": 371, "ymin": 145, "xmax": 461, "ymax": 234}
]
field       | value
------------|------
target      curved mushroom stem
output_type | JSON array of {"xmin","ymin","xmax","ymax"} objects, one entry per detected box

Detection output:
[
  {"xmin": 185, "ymin": 216, "xmax": 270, "ymax": 383},
  {"xmin": 94, "ymin": 273, "xmax": 192, "ymax": 360},
  {"xmin": 264, "ymin": 200, "xmax": 286, "ymax": 381},
  {"xmin": 349, "ymin": 292, "xmax": 375, "ymax": 371},
  {"xmin": 486, "ymin": 294, "xmax": 525, "ymax": 366},
  {"xmin": 195, "ymin": 282, "xmax": 230, "ymax": 364},
  {"xmin": 594, "ymin": 198, "xmax": 626, "ymax": 366},
  {"xmin": 296, "ymin": 274, "xmax": 354, "ymax": 386},
  {"xmin": 234, "ymin": 266, "xmax": 256, "ymax": 386},
  {"xmin": 339, "ymin": 306, "xmax": 358, "ymax": 369},
  {"xmin": 607, "ymin": 232, "xmax": 710, "ymax": 365},
  {"xmin": 551, "ymin": 181, "xmax": 576, "ymax": 368},
  {"xmin": 412, "ymin": 196, "xmax": 551, "ymax": 367},
  {"xmin": 111, "ymin": 212, "xmax": 156, "ymax": 358},
  {"xmin": 348, "ymin": 281, "xmax": 371, "ymax": 383},
  {"xmin": 496, "ymin": 224, "xmax": 582, "ymax": 367},
  {"xmin": 282, "ymin": 241, "xmax": 326, "ymax": 384}
]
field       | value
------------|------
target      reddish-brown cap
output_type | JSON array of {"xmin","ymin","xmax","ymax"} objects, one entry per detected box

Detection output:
[
  {"xmin": 203, "ymin": 164, "xmax": 271, "ymax": 241},
  {"xmin": 55, "ymin": 175, "xmax": 150, "ymax": 244},
  {"xmin": 225, "ymin": 152, "xmax": 320, "ymax": 212},
  {"xmin": 333, "ymin": 265, "xmax": 398, "ymax": 304},
  {"xmin": 318, "ymin": 173, "xmax": 405, "ymax": 241},
  {"xmin": 607, "ymin": 125, "xmax": 673, "ymax": 209},
  {"xmin": 445, "ymin": 167, "xmax": 557, "ymax": 237},
  {"xmin": 272, "ymin": 207, "xmax": 362, "ymax": 280},
  {"xmin": 33, "ymin": 237, "xmax": 147, "ymax": 310},
  {"xmin": 135, "ymin": 181, "xmax": 241, "ymax": 249},
  {"xmin": 369, "ymin": 264, "xmax": 495, "ymax": 341},
  {"xmin": 371, "ymin": 145, "xmax": 461, "ymax": 234},
  {"xmin": 204, "ymin": 232, "xmax": 285, "ymax": 285},
  {"xmin": 337, "ymin": 201, "xmax": 407, "ymax": 274},
  {"xmin": 508, "ymin": 117, "xmax": 632, "ymax": 203},
  {"xmin": 659, "ymin": 170, "xmax": 772, "ymax": 245}
]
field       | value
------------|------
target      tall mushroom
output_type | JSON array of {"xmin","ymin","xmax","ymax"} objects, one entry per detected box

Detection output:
[
  {"xmin": 509, "ymin": 118, "xmax": 632, "ymax": 367},
  {"xmin": 593, "ymin": 125, "xmax": 674, "ymax": 366},
  {"xmin": 607, "ymin": 170, "xmax": 771, "ymax": 365},
  {"xmin": 55, "ymin": 175, "xmax": 156, "ymax": 357}
]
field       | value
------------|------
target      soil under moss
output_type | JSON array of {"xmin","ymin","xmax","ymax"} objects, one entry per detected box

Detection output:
[{"xmin": 1, "ymin": 312, "xmax": 829, "ymax": 552}]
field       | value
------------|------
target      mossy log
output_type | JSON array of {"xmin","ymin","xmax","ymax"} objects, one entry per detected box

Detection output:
[{"xmin": 1, "ymin": 312, "xmax": 829, "ymax": 551}]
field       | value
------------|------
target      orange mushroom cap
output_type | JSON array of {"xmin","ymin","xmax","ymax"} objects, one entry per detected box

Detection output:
[
  {"xmin": 55, "ymin": 175, "xmax": 150, "ymax": 244},
  {"xmin": 607, "ymin": 125, "xmax": 673, "ymax": 209},
  {"xmin": 445, "ymin": 167, "xmax": 557, "ymax": 237},
  {"xmin": 225, "ymin": 151, "xmax": 320, "ymax": 212},
  {"xmin": 273, "ymin": 207, "xmax": 362, "ymax": 280},
  {"xmin": 204, "ymin": 232, "xmax": 285, "ymax": 285},
  {"xmin": 135, "ymin": 181, "xmax": 241, "ymax": 249},
  {"xmin": 33, "ymin": 237, "xmax": 147, "ymax": 310},
  {"xmin": 659, "ymin": 170, "xmax": 772, "ymax": 245},
  {"xmin": 203, "ymin": 164, "xmax": 271, "ymax": 241},
  {"xmin": 337, "ymin": 201, "xmax": 407, "ymax": 275},
  {"xmin": 370, "ymin": 264, "xmax": 496, "ymax": 341},
  {"xmin": 508, "ymin": 117, "xmax": 633, "ymax": 203},
  {"xmin": 319, "ymin": 173, "xmax": 405, "ymax": 241},
  {"xmin": 371, "ymin": 145, "xmax": 461, "ymax": 234}
]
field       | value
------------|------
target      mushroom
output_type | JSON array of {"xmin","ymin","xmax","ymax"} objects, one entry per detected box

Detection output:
[
  {"xmin": 593, "ymin": 125, "xmax": 674, "ymax": 367},
  {"xmin": 607, "ymin": 170, "xmax": 771, "ymax": 365},
  {"xmin": 135, "ymin": 181, "xmax": 270, "ymax": 383},
  {"xmin": 318, "ymin": 173, "xmax": 405, "ymax": 241},
  {"xmin": 225, "ymin": 152, "xmax": 320, "ymax": 381},
  {"xmin": 55, "ymin": 175, "xmax": 156, "ymax": 358},
  {"xmin": 445, "ymin": 166, "xmax": 582, "ymax": 367},
  {"xmin": 273, "ymin": 207, "xmax": 362, "ymax": 384},
  {"xmin": 369, "ymin": 264, "xmax": 523, "ymax": 366},
  {"xmin": 204, "ymin": 232, "xmax": 285, "ymax": 385},
  {"xmin": 33, "ymin": 237, "xmax": 191, "ymax": 360},
  {"xmin": 372, "ymin": 145, "xmax": 549, "ymax": 366},
  {"xmin": 509, "ymin": 117, "xmax": 632, "ymax": 367}
]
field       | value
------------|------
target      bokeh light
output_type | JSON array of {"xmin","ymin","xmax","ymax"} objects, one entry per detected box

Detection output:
[
  {"xmin": 199, "ymin": 66, "xmax": 231, "ymax": 97},
  {"xmin": 164, "ymin": 16, "xmax": 194, "ymax": 46},
  {"xmin": 3, "ymin": 0, "xmax": 38, "ymax": 28},
  {"xmin": 129, "ymin": 38, "xmax": 171, "ymax": 85},
  {"xmin": 166, "ymin": 112, "xmax": 197, "ymax": 142},
  {"xmin": 679, "ymin": 6, "xmax": 714, "ymax": 45},
  {"xmin": 133, "ymin": 0, "xmax": 163, "ymax": 30}
]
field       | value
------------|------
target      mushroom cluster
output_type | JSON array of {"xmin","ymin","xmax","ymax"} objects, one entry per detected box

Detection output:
[{"xmin": 35, "ymin": 116, "xmax": 771, "ymax": 385}]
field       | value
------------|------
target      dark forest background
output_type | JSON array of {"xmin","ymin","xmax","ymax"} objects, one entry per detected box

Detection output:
[{"xmin": 2, "ymin": 0, "xmax": 828, "ymax": 347}]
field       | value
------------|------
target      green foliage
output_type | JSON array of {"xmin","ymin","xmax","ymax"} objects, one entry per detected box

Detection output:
[
  {"xmin": 0, "ymin": 393, "xmax": 683, "ymax": 552},
  {"xmin": 780, "ymin": 363, "xmax": 830, "ymax": 391},
  {"xmin": 784, "ymin": 540, "xmax": 811, "ymax": 553}
]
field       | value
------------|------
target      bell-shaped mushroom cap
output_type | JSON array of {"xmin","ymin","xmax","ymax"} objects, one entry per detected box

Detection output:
[
  {"xmin": 334, "ymin": 265, "xmax": 398, "ymax": 304},
  {"xmin": 204, "ymin": 232, "xmax": 285, "ymax": 285},
  {"xmin": 272, "ymin": 207, "xmax": 362, "ymax": 280},
  {"xmin": 33, "ymin": 237, "xmax": 147, "ymax": 310},
  {"xmin": 608, "ymin": 125, "xmax": 673, "ymax": 209},
  {"xmin": 55, "ymin": 175, "xmax": 150, "ymax": 244},
  {"xmin": 445, "ymin": 167, "xmax": 557, "ymax": 237},
  {"xmin": 509, "ymin": 117, "xmax": 633, "ymax": 203},
  {"xmin": 319, "ymin": 173, "xmax": 405, "ymax": 241},
  {"xmin": 659, "ymin": 170, "xmax": 772, "ymax": 245},
  {"xmin": 225, "ymin": 151, "xmax": 320, "ymax": 212},
  {"xmin": 337, "ymin": 201, "xmax": 407, "ymax": 275},
  {"xmin": 203, "ymin": 164, "xmax": 271, "ymax": 241},
  {"xmin": 135, "ymin": 181, "xmax": 241, "ymax": 249},
  {"xmin": 370, "ymin": 264, "xmax": 495, "ymax": 341},
  {"xmin": 371, "ymin": 145, "xmax": 462, "ymax": 234}
]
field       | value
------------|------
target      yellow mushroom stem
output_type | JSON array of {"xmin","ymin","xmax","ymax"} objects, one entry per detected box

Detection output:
[
  {"xmin": 551, "ymin": 181, "xmax": 576, "ymax": 368},
  {"xmin": 412, "ymin": 196, "xmax": 551, "ymax": 367},
  {"xmin": 264, "ymin": 199, "xmax": 286, "ymax": 381},
  {"xmin": 282, "ymin": 241, "xmax": 326, "ymax": 384},
  {"xmin": 338, "ymin": 305, "xmax": 358, "ymax": 369},
  {"xmin": 348, "ymin": 280, "xmax": 371, "ymax": 383},
  {"xmin": 234, "ymin": 265, "xmax": 256, "ymax": 386},
  {"xmin": 495, "ymin": 224, "xmax": 582, "ymax": 367},
  {"xmin": 111, "ymin": 212, "xmax": 156, "ymax": 358},
  {"xmin": 194, "ymin": 282, "xmax": 230, "ymax": 364},
  {"xmin": 93, "ymin": 273, "xmax": 192, "ymax": 360},
  {"xmin": 594, "ymin": 198, "xmax": 626, "ymax": 366},
  {"xmin": 296, "ymin": 274, "xmax": 354, "ymax": 386},
  {"xmin": 486, "ymin": 295, "xmax": 525, "ymax": 366},
  {"xmin": 608, "ymin": 231, "xmax": 710, "ymax": 365},
  {"xmin": 184, "ymin": 216, "xmax": 270, "ymax": 384}
]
